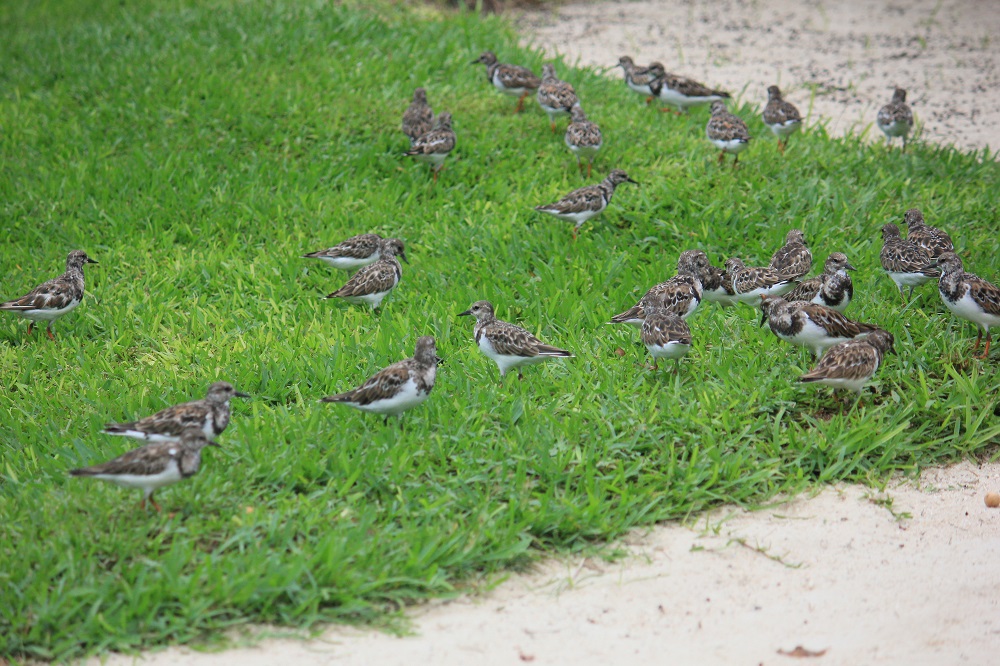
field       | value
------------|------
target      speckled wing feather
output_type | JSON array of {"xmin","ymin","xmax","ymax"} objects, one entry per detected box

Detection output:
[
  {"xmin": 641, "ymin": 312, "xmax": 692, "ymax": 347},
  {"xmin": 535, "ymin": 184, "xmax": 604, "ymax": 214},
  {"xmin": 763, "ymin": 98, "xmax": 801, "ymax": 125},
  {"xmin": 303, "ymin": 233, "xmax": 382, "ymax": 261},
  {"xmin": 664, "ymin": 74, "xmax": 729, "ymax": 99},
  {"xmin": 732, "ymin": 266, "xmax": 789, "ymax": 293},
  {"xmin": 798, "ymin": 303, "xmax": 877, "ymax": 338},
  {"xmin": 405, "ymin": 127, "xmax": 455, "ymax": 157},
  {"xmin": 1, "ymin": 272, "xmax": 83, "ymax": 312},
  {"xmin": 324, "ymin": 360, "xmax": 414, "ymax": 406},
  {"xmin": 800, "ymin": 339, "xmax": 880, "ymax": 382},
  {"xmin": 538, "ymin": 80, "xmax": 578, "ymax": 113},
  {"xmin": 880, "ymin": 241, "xmax": 938, "ymax": 275},
  {"xmin": 783, "ymin": 275, "xmax": 823, "ymax": 303},
  {"xmin": 565, "ymin": 120, "xmax": 602, "ymax": 149},
  {"xmin": 706, "ymin": 110, "xmax": 750, "ymax": 142},
  {"xmin": 701, "ymin": 265, "xmax": 731, "ymax": 294},
  {"xmin": 495, "ymin": 63, "xmax": 540, "ymax": 90},
  {"xmin": 103, "ymin": 400, "xmax": 212, "ymax": 438},
  {"xmin": 612, "ymin": 276, "xmax": 700, "ymax": 322},
  {"xmin": 629, "ymin": 63, "xmax": 663, "ymax": 88},
  {"xmin": 327, "ymin": 260, "xmax": 400, "ymax": 299},
  {"xmin": 770, "ymin": 243, "xmax": 812, "ymax": 279},
  {"xmin": 480, "ymin": 321, "xmax": 571, "ymax": 358},
  {"xmin": 908, "ymin": 227, "xmax": 954, "ymax": 258},
  {"xmin": 968, "ymin": 275, "xmax": 1000, "ymax": 316},
  {"xmin": 402, "ymin": 102, "xmax": 434, "ymax": 142},
  {"xmin": 70, "ymin": 441, "xmax": 195, "ymax": 478},
  {"xmin": 877, "ymin": 101, "xmax": 912, "ymax": 127}
]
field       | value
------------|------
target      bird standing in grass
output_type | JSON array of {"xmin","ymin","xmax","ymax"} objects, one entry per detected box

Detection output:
[
  {"xmin": 534, "ymin": 169, "xmax": 638, "ymax": 239},
  {"xmin": 564, "ymin": 103, "xmax": 602, "ymax": 178},
  {"xmin": 458, "ymin": 300, "xmax": 573, "ymax": 382},
  {"xmin": 903, "ymin": 208, "xmax": 953, "ymax": 259},
  {"xmin": 799, "ymin": 329, "xmax": 895, "ymax": 407},
  {"xmin": 472, "ymin": 51, "xmax": 540, "ymax": 113},
  {"xmin": 70, "ymin": 430, "xmax": 219, "ymax": 512},
  {"xmin": 404, "ymin": 112, "xmax": 455, "ymax": 182},
  {"xmin": 325, "ymin": 236, "xmax": 407, "ymax": 310},
  {"xmin": 640, "ymin": 306, "xmax": 692, "ymax": 372},
  {"xmin": 653, "ymin": 66, "xmax": 730, "ymax": 114},
  {"xmin": 1, "ymin": 250, "xmax": 98, "ymax": 341},
  {"xmin": 769, "ymin": 229, "xmax": 813, "ymax": 280},
  {"xmin": 103, "ymin": 381, "xmax": 250, "ymax": 442},
  {"xmin": 401, "ymin": 88, "xmax": 434, "ymax": 144},
  {"xmin": 537, "ymin": 63, "xmax": 578, "ymax": 132},
  {"xmin": 616, "ymin": 56, "xmax": 664, "ymax": 105},
  {"xmin": 879, "ymin": 222, "xmax": 939, "ymax": 302},
  {"xmin": 706, "ymin": 101, "xmax": 750, "ymax": 166},
  {"xmin": 783, "ymin": 253, "xmax": 855, "ymax": 313},
  {"xmin": 936, "ymin": 252, "xmax": 1000, "ymax": 359},
  {"xmin": 762, "ymin": 85, "xmax": 802, "ymax": 153},
  {"xmin": 302, "ymin": 234, "xmax": 400, "ymax": 273},
  {"xmin": 322, "ymin": 336, "xmax": 441, "ymax": 425},
  {"xmin": 877, "ymin": 87, "xmax": 914, "ymax": 151}
]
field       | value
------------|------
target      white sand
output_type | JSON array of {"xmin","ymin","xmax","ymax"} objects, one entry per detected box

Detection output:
[
  {"xmin": 516, "ymin": 0, "xmax": 1000, "ymax": 154},
  {"xmin": 88, "ymin": 3, "xmax": 1000, "ymax": 664},
  {"xmin": 96, "ymin": 461, "xmax": 1000, "ymax": 666}
]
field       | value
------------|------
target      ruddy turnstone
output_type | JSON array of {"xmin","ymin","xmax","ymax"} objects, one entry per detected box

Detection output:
[
  {"xmin": 616, "ymin": 56, "xmax": 664, "ymax": 104},
  {"xmin": 701, "ymin": 261, "xmax": 739, "ymax": 307},
  {"xmin": 534, "ymin": 169, "xmax": 638, "ymax": 239},
  {"xmin": 761, "ymin": 85, "xmax": 802, "ymax": 153},
  {"xmin": 876, "ymin": 87, "xmax": 914, "ymax": 152},
  {"xmin": 537, "ymin": 63, "xmax": 579, "ymax": 132},
  {"xmin": 653, "ymin": 66, "xmax": 730, "ymax": 114},
  {"xmin": 70, "ymin": 429, "xmax": 219, "ymax": 511},
  {"xmin": 798, "ymin": 329, "xmax": 895, "ymax": 403},
  {"xmin": 880, "ymin": 222, "xmax": 939, "ymax": 301},
  {"xmin": 458, "ymin": 300, "xmax": 573, "ymax": 381},
  {"xmin": 903, "ymin": 208, "xmax": 953, "ymax": 258},
  {"xmin": 640, "ymin": 306, "xmax": 692, "ymax": 372},
  {"xmin": 402, "ymin": 88, "xmax": 434, "ymax": 144},
  {"xmin": 769, "ymin": 229, "xmax": 813, "ymax": 280},
  {"xmin": 759, "ymin": 296, "xmax": 878, "ymax": 358},
  {"xmin": 706, "ymin": 101, "xmax": 750, "ymax": 166},
  {"xmin": 936, "ymin": 252, "xmax": 1000, "ymax": 359},
  {"xmin": 302, "ymin": 234, "xmax": 403, "ymax": 272},
  {"xmin": 724, "ymin": 257, "xmax": 798, "ymax": 306},
  {"xmin": 325, "ymin": 236, "xmax": 406, "ymax": 310},
  {"xmin": 1, "ymin": 250, "xmax": 98, "ymax": 341},
  {"xmin": 102, "ymin": 381, "xmax": 249, "ymax": 442},
  {"xmin": 610, "ymin": 250, "xmax": 711, "ymax": 325},
  {"xmin": 321, "ymin": 336, "xmax": 441, "ymax": 424},
  {"xmin": 564, "ymin": 103, "xmax": 602, "ymax": 178},
  {"xmin": 783, "ymin": 252, "xmax": 855, "ymax": 313},
  {"xmin": 403, "ymin": 112, "xmax": 455, "ymax": 182},
  {"xmin": 472, "ymin": 51, "xmax": 541, "ymax": 113}
]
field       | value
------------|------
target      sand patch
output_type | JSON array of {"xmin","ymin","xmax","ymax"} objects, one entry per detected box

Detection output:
[
  {"xmin": 94, "ymin": 461, "xmax": 1000, "ymax": 665},
  {"xmin": 516, "ymin": 0, "xmax": 1000, "ymax": 154}
]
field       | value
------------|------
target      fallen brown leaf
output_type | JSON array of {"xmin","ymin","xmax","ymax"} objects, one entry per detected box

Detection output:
[
  {"xmin": 778, "ymin": 645, "xmax": 828, "ymax": 658},
  {"xmin": 614, "ymin": 347, "xmax": 626, "ymax": 357}
]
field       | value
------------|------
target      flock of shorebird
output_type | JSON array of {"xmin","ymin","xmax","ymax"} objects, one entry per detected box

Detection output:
[{"xmin": 2, "ymin": 51, "xmax": 996, "ymax": 510}]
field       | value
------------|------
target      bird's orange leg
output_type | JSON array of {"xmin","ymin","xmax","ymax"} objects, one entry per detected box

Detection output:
[
  {"xmin": 717, "ymin": 152, "xmax": 725, "ymax": 164},
  {"xmin": 977, "ymin": 332, "xmax": 992, "ymax": 360},
  {"xmin": 972, "ymin": 329, "xmax": 983, "ymax": 351},
  {"xmin": 26, "ymin": 322, "xmax": 34, "ymax": 337},
  {"xmin": 778, "ymin": 140, "xmax": 786, "ymax": 155},
  {"xmin": 46, "ymin": 325, "xmax": 55, "ymax": 341},
  {"xmin": 586, "ymin": 160, "xmax": 592, "ymax": 179},
  {"xmin": 515, "ymin": 92, "xmax": 528, "ymax": 113}
]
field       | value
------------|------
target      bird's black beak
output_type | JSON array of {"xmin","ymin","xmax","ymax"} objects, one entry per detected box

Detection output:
[
  {"xmin": 846, "ymin": 263, "xmax": 856, "ymax": 271},
  {"xmin": 759, "ymin": 310, "xmax": 768, "ymax": 327},
  {"xmin": 435, "ymin": 355, "xmax": 445, "ymax": 366},
  {"xmin": 400, "ymin": 252, "xmax": 409, "ymax": 265},
  {"xmin": 471, "ymin": 57, "xmax": 483, "ymax": 65},
  {"xmin": 627, "ymin": 177, "xmax": 640, "ymax": 185},
  {"xmin": 457, "ymin": 309, "xmax": 472, "ymax": 317},
  {"xmin": 235, "ymin": 391, "xmax": 251, "ymax": 398},
  {"xmin": 87, "ymin": 258, "xmax": 99, "ymax": 264},
  {"xmin": 209, "ymin": 440, "xmax": 221, "ymax": 447}
]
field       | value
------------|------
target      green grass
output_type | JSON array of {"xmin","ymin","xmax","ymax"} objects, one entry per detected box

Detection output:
[{"xmin": 1, "ymin": 0, "xmax": 999, "ymax": 661}]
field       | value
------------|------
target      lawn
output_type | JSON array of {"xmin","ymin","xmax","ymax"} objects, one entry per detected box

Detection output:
[{"xmin": 1, "ymin": 0, "xmax": 999, "ymax": 660}]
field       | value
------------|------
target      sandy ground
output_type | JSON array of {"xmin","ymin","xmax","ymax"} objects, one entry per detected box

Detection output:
[
  {"xmin": 84, "ymin": 3, "xmax": 1000, "ymax": 665},
  {"xmin": 95, "ymin": 462, "xmax": 1000, "ymax": 666},
  {"xmin": 516, "ymin": 0, "xmax": 1000, "ymax": 154}
]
